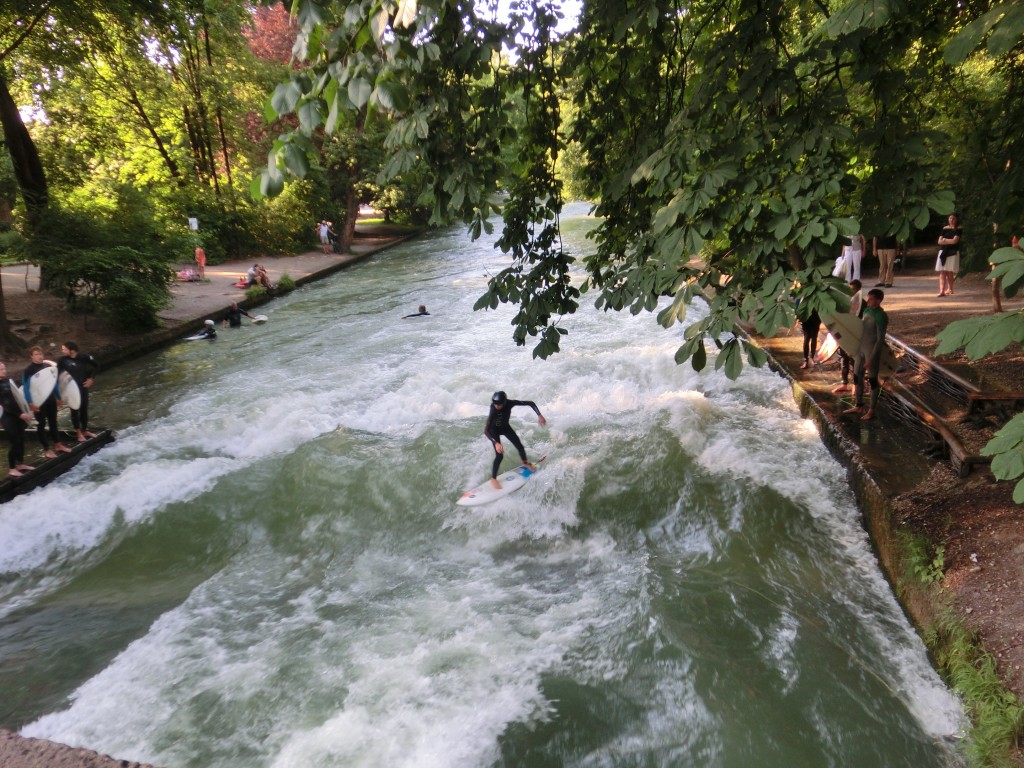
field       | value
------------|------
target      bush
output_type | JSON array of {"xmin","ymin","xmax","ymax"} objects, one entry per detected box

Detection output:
[
  {"xmin": 277, "ymin": 273, "xmax": 295, "ymax": 292},
  {"xmin": 46, "ymin": 245, "xmax": 173, "ymax": 331},
  {"xmin": 245, "ymin": 285, "xmax": 268, "ymax": 301}
]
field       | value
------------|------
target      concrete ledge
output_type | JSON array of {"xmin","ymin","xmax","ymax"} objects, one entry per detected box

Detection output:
[{"xmin": 0, "ymin": 729, "xmax": 159, "ymax": 768}]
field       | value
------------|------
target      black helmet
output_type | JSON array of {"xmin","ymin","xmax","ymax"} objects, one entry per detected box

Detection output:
[{"xmin": 491, "ymin": 391, "xmax": 507, "ymax": 404}]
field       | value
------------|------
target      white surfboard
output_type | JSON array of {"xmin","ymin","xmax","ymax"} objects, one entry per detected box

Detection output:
[
  {"xmin": 456, "ymin": 456, "xmax": 547, "ymax": 507},
  {"xmin": 252, "ymin": 314, "xmax": 268, "ymax": 324},
  {"xmin": 9, "ymin": 380, "xmax": 29, "ymax": 414},
  {"xmin": 27, "ymin": 365, "xmax": 58, "ymax": 405},
  {"xmin": 58, "ymin": 371, "xmax": 82, "ymax": 410},
  {"xmin": 816, "ymin": 332, "xmax": 839, "ymax": 363},
  {"xmin": 820, "ymin": 311, "xmax": 899, "ymax": 381}
]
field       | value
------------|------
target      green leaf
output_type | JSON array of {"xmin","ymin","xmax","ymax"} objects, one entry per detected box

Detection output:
[
  {"xmin": 295, "ymin": 0, "xmax": 325, "ymax": 30},
  {"xmin": 935, "ymin": 312, "xmax": 1024, "ymax": 359},
  {"xmin": 656, "ymin": 290, "xmax": 689, "ymax": 328},
  {"xmin": 296, "ymin": 99, "xmax": 323, "ymax": 134},
  {"xmin": 371, "ymin": 8, "xmax": 388, "ymax": 47},
  {"xmin": 349, "ymin": 77, "xmax": 372, "ymax": 108},
  {"xmin": 714, "ymin": 338, "xmax": 744, "ymax": 380},
  {"xmin": 744, "ymin": 341, "xmax": 768, "ymax": 368},
  {"xmin": 270, "ymin": 81, "xmax": 303, "ymax": 118},
  {"xmin": 281, "ymin": 143, "xmax": 310, "ymax": 178},
  {"xmin": 395, "ymin": 0, "xmax": 418, "ymax": 28}
]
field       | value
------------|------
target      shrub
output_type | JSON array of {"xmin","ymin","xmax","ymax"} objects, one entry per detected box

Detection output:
[
  {"xmin": 245, "ymin": 285, "xmax": 268, "ymax": 301},
  {"xmin": 277, "ymin": 273, "xmax": 295, "ymax": 292},
  {"xmin": 46, "ymin": 245, "xmax": 173, "ymax": 331}
]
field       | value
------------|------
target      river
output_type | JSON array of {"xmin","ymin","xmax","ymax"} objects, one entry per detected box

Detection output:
[{"xmin": 0, "ymin": 204, "xmax": 965, "ymax": 767}]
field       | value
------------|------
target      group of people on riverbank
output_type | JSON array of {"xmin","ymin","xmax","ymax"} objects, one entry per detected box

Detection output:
[
  {"xmin": 0, "ymin": 342, "xmax": 98, "ymax": 478},
  {"xmin": 798, "ymin": 279, "xmax": 889, "ymax": 422}
]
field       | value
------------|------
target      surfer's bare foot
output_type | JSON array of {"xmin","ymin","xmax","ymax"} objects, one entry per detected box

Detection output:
[
  {"xmin": 55, "ymin": 443, "xmax": 72, "ymax": 454},
  {"xmin": 799, "ymin": 360, "xmax": 810, "ymax": 369},
  {"xmin": 490, "ymin": 478, "xmax": 502, "ymax": 490},
  {"xmin": 15, "ymin": 464, "xmax": 34, "ymax": 471},
  {"xmin": 842, "ymin": 406, "xmax": 863, "ymax": 415},
  {"xmin": 83, "ymin": 431, "xmax": 96, "ymax": 438},
  {"xmin": 831, "ymin": 384, "xmax": 850, "ymax": 393},
  {"xmin": 8, "ymin": 469, "xmax": 22, "ymax": 478},
  {"xmin": 43, "ymin": 451, "xmax": 57, "ymax": 459},
  {"xmin": 860, "ymin": 409, "xmax": 875, "ymax": 421}
]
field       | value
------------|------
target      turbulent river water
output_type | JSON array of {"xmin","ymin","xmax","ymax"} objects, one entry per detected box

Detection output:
[{"xmin": 1, "ymin": 205, "xmax": 965, "ymax": 767}]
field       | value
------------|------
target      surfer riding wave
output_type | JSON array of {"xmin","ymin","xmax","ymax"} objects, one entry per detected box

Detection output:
[{"xmin": 484, "ymin": 390, "xmax": 546, "ymax": 489}]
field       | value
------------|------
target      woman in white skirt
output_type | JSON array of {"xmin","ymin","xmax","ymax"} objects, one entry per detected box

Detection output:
[{"xmin": 936, "ymin": 213, "xmax": 962, "ymax": 297}]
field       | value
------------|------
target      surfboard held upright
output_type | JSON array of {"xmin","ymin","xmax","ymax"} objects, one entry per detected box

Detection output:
[{"xmin": 457, "ymin": 456, "xmax": 547, "ymax": 507}]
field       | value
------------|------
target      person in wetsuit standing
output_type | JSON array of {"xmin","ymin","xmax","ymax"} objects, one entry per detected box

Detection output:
[{"xmin": 484, "ymin": 391, "xmax": 546, "ymax": 489}]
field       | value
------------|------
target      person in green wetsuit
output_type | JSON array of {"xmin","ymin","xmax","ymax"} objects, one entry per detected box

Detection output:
[{"xmin": 844, "ymin": 288, "xmax": 888, "ymax": 421}]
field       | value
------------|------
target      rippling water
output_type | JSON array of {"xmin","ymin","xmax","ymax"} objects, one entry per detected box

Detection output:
[{"xmin": 1, "ymin": 205, "xmax": 964, "ymax": 767}]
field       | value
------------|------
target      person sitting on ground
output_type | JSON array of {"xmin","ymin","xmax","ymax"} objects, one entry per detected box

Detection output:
[
  {"xmin": 844, "ymin": 288, "xmax": 888, "ymax": 421},
  {"xmin": 21, "ymin": 346, "xmax": 72, "ymax": 459},
  {"xmin": 246, "ymin": 264, "xmax": 259, "ymax": 287},
  {"xmin": 484, "ymin": 390, "xmax": 547, "ymax": 490},
  {"xmin": 0, "ymin": 361, "xmax": 35, "ymax": 477},
  {"xmin": 403, "ymin": 305, "xmax": 430, "ymax": 318},
  {"xmin": 196, "ymin": 319, "xmax": 217, "ymax": 340},
  {"xmin": 223, "ymin": 302, "xmax": 255, "ymax": 328},
  {"xmin": 255, "ymin": 264, "xmax": 272, "ymax": 290},
  {"xmin": 56, "ymin": 341, "xmax": 99, "ymax": 443}
]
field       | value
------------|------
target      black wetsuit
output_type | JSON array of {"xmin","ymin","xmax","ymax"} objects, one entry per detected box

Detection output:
[
  {"xmin": 57, "ymin": 352, "xmax": 99, "ymax": 434},
  {"xmin": 0, "ymin": 379, "xmax": 28, "ymax": 469},
  {"xmin": 21, "ymin": 362, "xmax": 60, "ymax": 450},
  {"xmin": 225, "ymin": 307, "xmax": 252, "ymax": 327},
  {"xmin": 484, "ymin": 399, "xmax": 542, "ymax": 479}
]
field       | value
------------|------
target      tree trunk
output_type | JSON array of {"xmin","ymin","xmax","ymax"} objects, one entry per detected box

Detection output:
[
  {"xmin": 339, "ymin": 184, "xmax": 359, "ymax": 253},
  {"xmin": 0, "ymin": 71, "xmax": 43, "ymax": 348},
  {"xmin": 0, "ymin": 71, "xmax": 48, "ymax": 216}
]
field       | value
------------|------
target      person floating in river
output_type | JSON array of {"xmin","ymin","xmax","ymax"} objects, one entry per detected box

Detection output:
[
  {"xmin": 484, "ymin": 390, "xmax": 546, "ymax": 489},
  {"xmin": 402, "ymin": 305, "xmax": 430, "ymax": 318},
  {"xmin": 196, "ymin": 319, "xmax": 217, "ymax": 340}
]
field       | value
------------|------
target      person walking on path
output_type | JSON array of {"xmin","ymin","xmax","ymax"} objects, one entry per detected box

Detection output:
[
  {"xmin": 936, "ymin": 213, "xmax": 962, "ymax": 297},
  {"xmin": 873, "ymin": 233, "xmax": 898, "ymax": 287},
  {"xmin": 842, "ymin": 232, "xmax": 866, "ymax": 282},
  {"xmin": 798, "ymin": 307, "xmax": 822, "ymax": 370},
  {"xmin": 831, "ymin": 279, "xmax": 862, "ymax": 393},
  {"xmin": 57, "ymin": 341, "xmax": 99, "ymax": 443},
  {"xmin": 844, "ymin": 288, "xmax": 888, "ymax": 421},
  {"xmin": 484, "ymin": 391, "xmax": 546, "ymax": 489},
  {"xmin": 194, "ymin": 246, "xmax": 207, "ymax": 280}
]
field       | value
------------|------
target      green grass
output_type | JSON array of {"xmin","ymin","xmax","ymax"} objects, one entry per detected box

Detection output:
[{"xmin": 926, "ymin": 609, "xmax": 1024, "ymax": 767}]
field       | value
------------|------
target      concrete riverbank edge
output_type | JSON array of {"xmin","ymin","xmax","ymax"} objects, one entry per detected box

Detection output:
[{"xmin": 97, "ymin": 232, "xmax": 421, "ymax": 371}]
